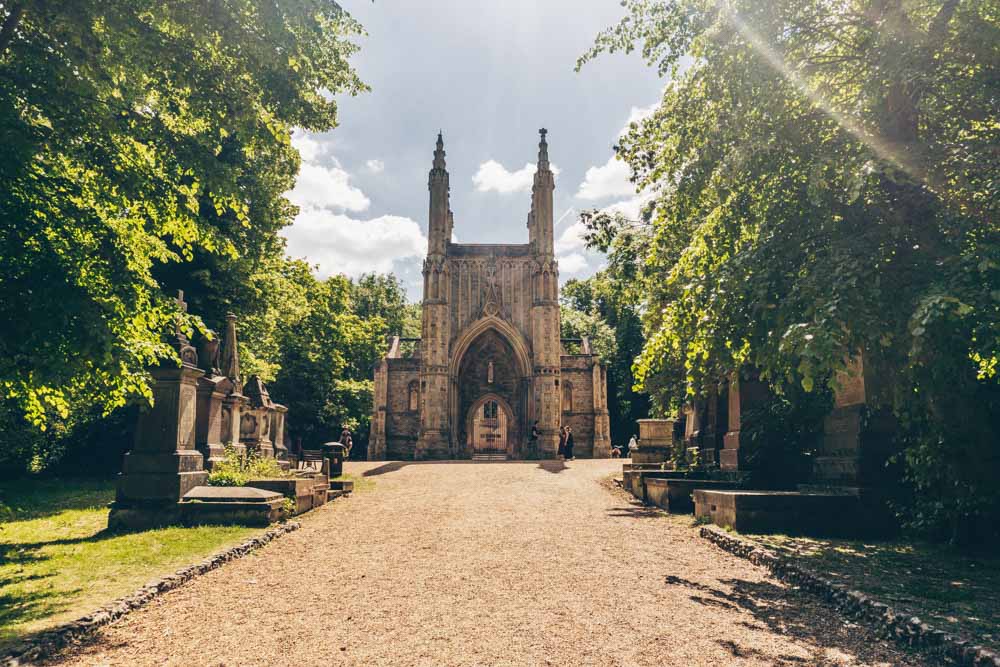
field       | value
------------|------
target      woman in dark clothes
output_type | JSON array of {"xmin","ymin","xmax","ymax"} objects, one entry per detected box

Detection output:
[{"xmin": 564, "ymin": 427, "xmax": 575, "ymax": 460}]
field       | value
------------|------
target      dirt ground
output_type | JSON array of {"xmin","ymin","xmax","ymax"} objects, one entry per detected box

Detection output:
[{"xmin": 53, "ymin": 459, "xmax": 934, "ymax": 666}]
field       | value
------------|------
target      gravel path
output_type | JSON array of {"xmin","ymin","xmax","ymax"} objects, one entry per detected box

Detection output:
[{"xmin": 57, "ymin": 460, "xmax": 931, "ymax": 666}]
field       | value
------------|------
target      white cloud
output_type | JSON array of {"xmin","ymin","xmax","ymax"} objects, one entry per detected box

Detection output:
[
  {"xmin": 282, "ymin": 209, "xmax": 427, "ymax": 277},
  {"xmin": 288, "ymin": 161, "xmax": 370, "ymax": 213},
  {"xmin": 573, "ymin": 99, "xmax": 660, "ymax": 204},
  {"xmin": 558, "ymin": 252, "xmax": 588, "ymax": 274},
  {"xmin": 575, "ymin": 156, "xmax": 635, "ymax": 201},
  {"xmin": 555, "ymin": 220, "xmax": 588, "ymax": 255},
  {"xmin": 291, "ymin": 130, "xmax": 325, "ymax": 163},
  {"xmin": 365, "ymin": 159, "xmax": 385, "ymax": 173},
  {"xmin": 602, "ymin": 193, "xmax": 655, "ymax": 220},
  {"xmin": 624, "ymin": 102, "xmax": 658, "ymax": 129},
  {"xmin": 472, "ymin": 160, "xmax": 560, "ymax": 194}
]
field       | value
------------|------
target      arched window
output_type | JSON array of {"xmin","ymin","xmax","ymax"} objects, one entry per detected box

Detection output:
[
  {"xmin": 408, "ymin": 380, "xmax": 419, "ymax": 412},
  {"xmin": 563, "ymin": 381, "xmax": 573, "ymax": 413}
]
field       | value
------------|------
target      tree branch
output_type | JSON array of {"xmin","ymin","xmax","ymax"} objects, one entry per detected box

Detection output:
[{"xmin": 0, "ymin": 3, "xmax": 25, "ymax": 54}]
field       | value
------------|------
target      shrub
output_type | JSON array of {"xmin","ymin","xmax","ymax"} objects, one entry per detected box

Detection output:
[{"xmin": 207, "ymin": 447, "xmax": 289, "ymax": 487}]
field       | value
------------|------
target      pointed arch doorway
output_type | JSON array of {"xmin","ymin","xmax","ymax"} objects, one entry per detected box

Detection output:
[{"xmin": 467, "ymin": 394, "xmax": 514, "ymax": 459}]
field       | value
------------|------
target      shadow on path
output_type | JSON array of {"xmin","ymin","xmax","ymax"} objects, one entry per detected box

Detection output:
[{"xmin": 662, "ymin": 574, "xmax": 930, "ymax": 666}]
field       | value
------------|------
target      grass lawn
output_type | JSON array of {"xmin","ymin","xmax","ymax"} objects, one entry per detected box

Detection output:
[
  {"xmin": 748, "ymin": 532, "xmax": 1000, "ymax": 652},
  {"xmin": 331, "ymin": 473, "xmax": 375, "ymax": 493},
  {"xmin": 0, "ymin": 477, "xmax": 259, "ymax": 652}
]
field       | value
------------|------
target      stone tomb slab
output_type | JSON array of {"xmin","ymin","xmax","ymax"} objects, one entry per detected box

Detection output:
[
  {"xmin": 248, "ymin": 476, "xmax": 328, "ymax": 515},
  {"xmin": 693, "ymin": 489, "xmax": 861, "ymax": 536},
  {"xmin": 180, "ymin": 485, "xmax": 285, "ymax": 526},
  {"xmin": 644, "ymin": 478, "xmax": 743, "ymax": 514},
  {"xmin": 625, "ymin": 470, "xmax": 698, "ymax": 503}
]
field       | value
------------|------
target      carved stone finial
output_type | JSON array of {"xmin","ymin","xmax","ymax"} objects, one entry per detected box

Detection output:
[
  {"xmin": 537, "ymin": 128, "xmax": 550, "ymax": 168},
  {"xmin": 433, "ymin": 132, "xmax": 446, "ymax": 171}
]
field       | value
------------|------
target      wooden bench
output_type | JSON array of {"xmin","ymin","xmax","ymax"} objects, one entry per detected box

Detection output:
[{"xmin": 298, "ymin": 449, "xmax": 324, "ymax": 471}]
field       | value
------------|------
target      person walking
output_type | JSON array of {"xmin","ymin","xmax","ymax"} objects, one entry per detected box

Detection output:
[{"xmin": 564, "ymin": 427, "xmax": 575, "ymax": 460}]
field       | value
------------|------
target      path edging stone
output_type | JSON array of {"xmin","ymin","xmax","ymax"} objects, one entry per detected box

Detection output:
[
  {"xmin": 2, "ymin": 521, "xmax": 302, "ymax": 667},
  {"xmin": 699, "ymin": 525, "xmax": 1000, "ymax": 667}
]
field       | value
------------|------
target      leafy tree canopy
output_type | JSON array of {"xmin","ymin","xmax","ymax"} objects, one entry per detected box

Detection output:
[
  {"xmin": 580, "ymin": 0, "xmax": 1000, "ymax": 539},
  {"xmin": 0, "ymin": 0, "xmax": 366, "ymax": 428}
]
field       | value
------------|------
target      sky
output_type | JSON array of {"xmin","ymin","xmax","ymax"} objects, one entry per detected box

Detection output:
[{"xmin": 282, "ymin": 0, "xmax": 665, "ymax": 300}]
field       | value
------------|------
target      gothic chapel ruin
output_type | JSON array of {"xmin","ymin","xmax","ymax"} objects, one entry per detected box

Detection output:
[{"xmin": 370, "ymin": 131, "xmax": 612, "ymax": 460}]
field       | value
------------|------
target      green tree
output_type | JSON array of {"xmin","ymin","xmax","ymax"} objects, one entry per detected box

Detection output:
[
  {"xmin": 270, "ymin": 273, "xmax": 387, "ymax": 449},
  {"xmin": 562, "ymin": 263, "xmax": 650, "ymax": 442},
  {"xmin": 351, "ymin": 273, "xmax": 410, "ymax": 338},
  {"xmin": 581, "ymin": 0, "xmax": 1000, "ymax": 541},
  {"xmin": 0, "ymin": 0, "xmax": 366, "ymax": 433}
]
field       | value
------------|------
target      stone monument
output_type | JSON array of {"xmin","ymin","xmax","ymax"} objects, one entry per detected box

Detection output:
[
  {"xmin": 241, "ymin": 375, "xmax": 275, "ymax": 458},
  {"xmin": 218, "ymin": 312, "xmax": 247, "ymax": 457},
  {"xmin": 194, "ymin": 330, "xmax": 231, "ymax": 469},
  {"xmin": 109, "ymin": 291, "xmax": 209, "ymax": 530},
  {"xmin": 720, "ymin": 371, "xmax": 769, "ymax": 471}
]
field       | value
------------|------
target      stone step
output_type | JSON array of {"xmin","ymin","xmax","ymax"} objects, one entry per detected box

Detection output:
[{"xmin": 471, "ymin": 454, "xmax": 508, "ymax": 462}]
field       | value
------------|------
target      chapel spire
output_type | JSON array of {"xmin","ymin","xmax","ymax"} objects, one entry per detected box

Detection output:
[
  {"xmin": 530, "ymin": 128, "xmax": 554, "ymax": 257},
  {"xmin": 427, "ymin": 131, "xmax": 450, "ymax": 257}
]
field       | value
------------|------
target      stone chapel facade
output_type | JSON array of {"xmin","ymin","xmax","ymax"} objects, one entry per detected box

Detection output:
[{"xmin": 368, "ymin": 130, "xmax": 612, "ymax": 461}]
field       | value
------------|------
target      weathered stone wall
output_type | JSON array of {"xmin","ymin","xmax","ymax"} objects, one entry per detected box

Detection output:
[
  {"xmin": 384, "ymin": 358, "xmax": 419, "ymax": 460},
  {"xmin": 445, "ymin": 247, "xmax": 535, "ymax": 344},
  {"xmin": 560, "ymin": 356, "xmax": 597, "ymax": 457}
]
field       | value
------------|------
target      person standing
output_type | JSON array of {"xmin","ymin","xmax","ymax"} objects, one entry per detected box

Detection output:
[
  {"xmin": 558, "ymin": 425, "xmax": 567, "ymax": 459},
  {"xmin": 530, "ymin": 421, "xmax": 540, "ymax": 457},
  {"xmin": 564, "ymin": 427, "xmax": 575, "ymax": 460}
]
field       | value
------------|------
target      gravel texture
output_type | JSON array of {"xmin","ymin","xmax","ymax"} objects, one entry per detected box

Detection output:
[{"xmin": 53, "ymin": 460, "xmax": 932, "ymax": 666}]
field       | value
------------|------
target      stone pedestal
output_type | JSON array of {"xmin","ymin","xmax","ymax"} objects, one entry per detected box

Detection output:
[
  {"xmin": 702, "ymin": 385, "xmax": 723, "ymax": 467},
  {"xmin": 634, "ymin": 419, "xmax": 676, "ymax": 464},
  {"xmin": 683, "ymin": 400, "xmax": 705, "ymax": 467},
  {"xmin": 241, "ymin": 376, "xmax": 274, "ymax": 458},
  {"xmin": 271, "ymin": 403, "xmax": 289, "ymax": 462},
  {"xmin": 109, "ymin": 364, "xmax": 208, "ymax": 530},
  {"xmin": 720, "ymin": 372, "xmax": 769, "ymax": 472},
  {"xmin": 811, "ymin": 355, "xmax": 894, "ymax": 489},
  {"xmin": 220, "ymin": 391, "xmax": 247, "ymax": 457},
  {"xmin": 195, "ymin": 374, "xmax": 231, "ymax": 470}
]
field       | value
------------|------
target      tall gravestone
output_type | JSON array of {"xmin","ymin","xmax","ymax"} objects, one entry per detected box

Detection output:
[
  {"xmin": 219, "ymin": 312, "xmax": 247, "ymax": 457},
  {"xmin": 270, "ymin": 403, "xmax": 290, "ymax": 464},
  {"xmin": 194, "ymin": 331, "xmax": 232, "ymax": 469},
  {"xmin": 109, "ymin": 292, "xmax": 209, "ymax": 530},
  {"xmin": 720, "ymin": 371, "xmax": 769, "ymax": 472}
]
